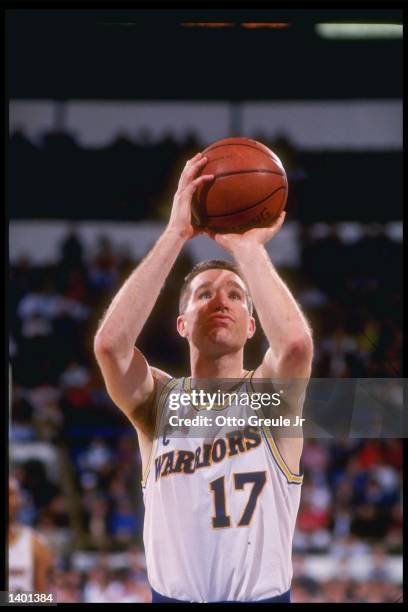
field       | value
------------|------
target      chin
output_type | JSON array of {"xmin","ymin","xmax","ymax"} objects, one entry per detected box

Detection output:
[
  {"xmin": 209, "ymin": 328, "xmax": 234, "ymax": 343},
  {"xmin": 203, "ymin": 331, "xmax": 243, "ymax": 354}
]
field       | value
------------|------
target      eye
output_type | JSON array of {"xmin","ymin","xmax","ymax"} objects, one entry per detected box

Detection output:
[
  {"xmin": 198, "ymin": 291, "xmax": 212, "ymax": 299},
  {"xmin": 229, "ymin": 291, "xmax": 242, "ymax": 300}
]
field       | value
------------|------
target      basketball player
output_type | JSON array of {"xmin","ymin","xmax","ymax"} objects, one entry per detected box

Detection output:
[
  {"xmin": 94, "ymin": 152, "xmax": 313, "ymax": 603},
  {"xmin": 8, "ymin": 477, "xmax": 53, "ymax": 594}
]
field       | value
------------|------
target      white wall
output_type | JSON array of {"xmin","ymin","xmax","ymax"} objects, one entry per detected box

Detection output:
[
  {"xmin": 9, "ymin": 99, "xmax": 402, "ymax": 150},
  {"xmin": 9, "ymin": 100, "xmax": 56, "ymax": 145},
  {"xmin": 243, "ymin": 100, "xmax": 402, "ymax": 151}
]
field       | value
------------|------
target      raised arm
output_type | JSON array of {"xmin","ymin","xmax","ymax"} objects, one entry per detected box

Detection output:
[
  {"xmin": 212, "ymin": 214, "xmax": 313, "ymax": 475},
  {"xmin": 213, "ymin": 212, "xmax": 313, "ymax": 381},
  {"xmin": 94, "ymin": 153, "xmax": 214, "ymax": 426}
]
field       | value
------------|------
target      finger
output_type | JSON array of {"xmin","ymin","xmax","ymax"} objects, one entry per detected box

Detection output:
[
  {"xmin": 186, "ymin": 156, "xmax": 208, "ymax": 178},
  {"xmin": 187, "ymin": 152, "xmax": 203, "ymax": 165},
  {"xmin": 262, "ymin": 214, "xmax": 285, "ymax": 240},
  {"xmin": 182, "ymin": 153, "xmax": 204, "ymax": 175},
  {"xmin": 193, "ymin": 173, "xmax": 214, "ymax": 185},
  {"xmin": 179, "ymin": 156, "xmax": 209, "ymax": 189},
  {"xmin": 269, "ymin": 211, "xmax": 285, "ymax": 231},
  {"xmin": 276, "ymin": 211, "xmax": 286, "ymax": 227},
  {"xmin": 186, "ymin": 174, "xmax": 214, "ymax": 192},
  {"xmin": 178, "ymin": 153, "xmax": 202, "ymax": 185}
]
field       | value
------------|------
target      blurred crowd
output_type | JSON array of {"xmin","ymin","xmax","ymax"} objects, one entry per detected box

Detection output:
[
  {"xmin": 48, "ymin": 548, "xmax": 152, "ymax": 603},
  {"xmin": 299, "ymin": 224, "xmax": 401, "ymax": 379},
  {"xmin": 291, "ymin": 577, "xmax": 402, "ymax": 603},
  {"xmin": 9, "ymin": 188, "xmax": 402, "ymax": 602}
]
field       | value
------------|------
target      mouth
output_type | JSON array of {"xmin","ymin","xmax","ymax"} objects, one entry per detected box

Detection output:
[{"xmin": 208, "ymin": 314, "xmax": 234, "ymax": 325}]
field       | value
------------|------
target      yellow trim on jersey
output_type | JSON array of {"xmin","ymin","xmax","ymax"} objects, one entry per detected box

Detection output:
[
  {"xmin": 260, "ymin": 423, "xmax": 303, "ymax": 484},
  {"xmin": 141, "ymin": 378, "xmax": 179, "ymax": 487},
  {"xmin": 247, "ymin": 373, "xmax": 303, "ymax": 485}
]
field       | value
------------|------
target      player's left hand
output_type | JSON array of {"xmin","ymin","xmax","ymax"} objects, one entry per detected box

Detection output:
[{"xmin": 206, "ymin": 211, "xmax": 286, "ymax": 254}]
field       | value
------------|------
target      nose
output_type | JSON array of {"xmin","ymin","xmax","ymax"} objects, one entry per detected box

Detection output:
[{"xmin": 211, "ymin": 290, "xmax": 229, "ymax": 311}]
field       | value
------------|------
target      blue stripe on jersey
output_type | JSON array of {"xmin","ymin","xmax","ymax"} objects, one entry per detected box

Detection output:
[{"xmin": 151, "ymin": 587, "xmax": 291, "ymax": 603}]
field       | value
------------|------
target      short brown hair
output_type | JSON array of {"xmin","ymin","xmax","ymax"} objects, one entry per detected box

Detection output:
[{"xmin": 179, "ymin": 260, "xmax": 253, "ymax": 315}]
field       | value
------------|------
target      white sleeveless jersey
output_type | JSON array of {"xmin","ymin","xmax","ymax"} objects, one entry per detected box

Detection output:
[
  {"xmin": 8, "ymin": 526, "xmax": 34, "ymax": 593},
  {"xmin": 142, "ymin": 373, "xmax": 303, "ymax": 603}
]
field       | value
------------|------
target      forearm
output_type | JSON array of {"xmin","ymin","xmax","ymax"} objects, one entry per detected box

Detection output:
[
  {"xmin": 95, "ymin": 228, "xmax": 186, "ymax": 356},
  {"xmin": 233, "ymin": 243, "xmax": 311, "ymax": 356}
]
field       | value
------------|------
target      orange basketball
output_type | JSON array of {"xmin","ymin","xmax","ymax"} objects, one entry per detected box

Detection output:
[{"xmin": 192, "ymin": 137, "xmax": 288, "ymax": 234}]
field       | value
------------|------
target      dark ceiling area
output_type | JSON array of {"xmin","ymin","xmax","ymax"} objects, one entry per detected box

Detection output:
[{"xmin": 7, "ymin": 8, "xmax": 403, "ymax": 100}]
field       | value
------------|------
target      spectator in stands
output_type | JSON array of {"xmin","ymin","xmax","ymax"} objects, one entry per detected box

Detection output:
[
  {"xmin": 8, "ymin": 477, "xmax": 53, "ymax": 593},
  {"xmin": 110, "ymin": 498, "xmax": 139, "ymax": 544},
  {"xmin": 59, "ymin": 225, "xmax": 84, "ymax": 270},
  {"xmin": 83, "ymin": 566, "xmax": 111, "ymax": 603},
  {"xmin": 89, "ymin": 235, "xmax": 118, "ymax": 293}
]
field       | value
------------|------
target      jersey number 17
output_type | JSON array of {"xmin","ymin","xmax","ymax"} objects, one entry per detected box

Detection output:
[{"xmin": 210, "ymin": 471, "xmax": 267, "ymax": 529}]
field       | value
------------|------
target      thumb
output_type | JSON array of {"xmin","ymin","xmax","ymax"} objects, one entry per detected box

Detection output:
[{"xmin": 276, "ymin": 210, "xmax": 286, "ymax": 227}]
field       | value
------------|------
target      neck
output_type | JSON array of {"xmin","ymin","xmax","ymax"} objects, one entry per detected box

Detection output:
[{"xmin": 190, "ymin": 347, "xmax": 246, "ymax": 379}]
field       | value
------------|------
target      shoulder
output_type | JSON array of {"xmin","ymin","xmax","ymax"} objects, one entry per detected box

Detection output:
[
  {"xmin": 130, "ymin": 367, "xmax": 175, "ymax": 434},
  {"xmin": 150, "ymin": 367, "xmax": 173, "ymax": 385},
  {"xmin": 151, "ymin": 368, "xmax": 184, "ymax": 405},
  {"xmin": 149, "ymin": 367, "xmax": 177, "ymax": 402}
]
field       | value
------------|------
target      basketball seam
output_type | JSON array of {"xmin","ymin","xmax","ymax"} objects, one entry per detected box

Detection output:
[
  {"xmin": 203, "ymin": 142, "xmax": 282, "ymax": 164},
  {"xmin": 213, "ymin": 169, "xmax": 284, "ymax": 179},
  {"xmin": 204, "ymin": 186, "xmax": 286, "ymax": 218}
]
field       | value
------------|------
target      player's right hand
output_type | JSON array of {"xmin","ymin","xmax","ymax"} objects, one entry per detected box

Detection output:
[{"xmin": 167, "ymin": 153, "xmax": 214, "ymax": 240}]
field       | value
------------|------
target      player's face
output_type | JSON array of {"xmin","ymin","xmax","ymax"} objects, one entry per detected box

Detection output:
[{"xmin": 177, "ymin": 269, "xmax": 255, "ymax": 355}]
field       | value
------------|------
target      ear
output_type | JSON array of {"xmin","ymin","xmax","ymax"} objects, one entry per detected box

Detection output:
[
  {"xmin": 247, "ymin": 316, "xmax": 256, "ymax": 339},
  {"xmin": 177, "ymin": 315, "xmax": 188, "ymax": 338}
]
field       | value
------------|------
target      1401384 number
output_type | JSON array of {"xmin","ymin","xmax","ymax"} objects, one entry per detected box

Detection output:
[
  {"xmin": 209, "ymin": 471, "xmax": 267, "ymax": 528},
  {"xmin": 8, "ymin": 593, "xmax": 54, "ymax": 604}
]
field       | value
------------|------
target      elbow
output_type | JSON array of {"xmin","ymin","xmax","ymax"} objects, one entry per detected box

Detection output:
[
  {"xmin": 284, "ymin": 334, "xmax": 314, "ymax": 364},
  {"xmin": 94, "ymin": 331, "xmax": 115, "ymax": 360}
]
